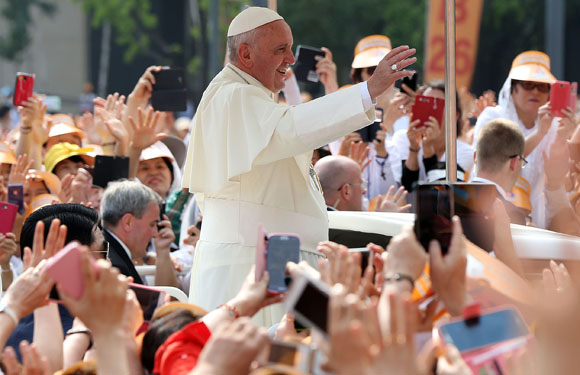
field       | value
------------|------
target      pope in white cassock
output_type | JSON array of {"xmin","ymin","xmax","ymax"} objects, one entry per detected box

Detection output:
[{"xmin": 182, "ymin": 6, "xmax": 417, "ymax": 325}]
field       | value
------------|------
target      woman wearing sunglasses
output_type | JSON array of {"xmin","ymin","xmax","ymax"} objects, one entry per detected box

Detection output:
[{"xmin": 472, "ymin": 51, "xmax": 576, "ymax": 228}]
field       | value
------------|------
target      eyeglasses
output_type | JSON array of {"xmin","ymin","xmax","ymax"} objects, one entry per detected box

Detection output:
[
  {"xmin": 509, "ymin": 154, "xmax": 528, "ymax": 168},
  {"xmin": 337, "ymin": 179, "xmax": 368, "ymax": 191},
  {"xmin": 91, "ymin": 240, "xmax": 110, "ymax": 259},
  {"xmin": 513, "ymin": 80, "xmax": 550, "ymax": 94}
]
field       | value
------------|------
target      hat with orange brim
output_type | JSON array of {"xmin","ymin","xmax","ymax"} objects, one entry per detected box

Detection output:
[
  {"xmin": 351, "ymin": 35, "xmax": 392, "ymax": 69},
  {"xmin": 508, "ymin": 51, "xmax": 557, "ymax": 84},
  {"xmin": 0, "ymin": 142, "xmax": 17, "ymax": 165},
  {"xmin": 48, "ymin": 114, "xmax": 84, "ymax": 139},
  {"xmin": 26, "ymin": 193, "xmax": 61, "ymax": 218},
  {"xmin": 26, "ymin": 170, "xmax": 62, "ymax": 195}
]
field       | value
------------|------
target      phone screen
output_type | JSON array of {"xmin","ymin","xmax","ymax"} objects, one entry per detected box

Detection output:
[
  {"xmin": 453, "ymin": 183, "xmax": 496, "ymax": 252},
  {"xmin": 414, "ymin": 184, "xmax": 452, "ymax": 254},
  {"xmin": 266, "ymin": 235, "xmax": 300, "ymax": 293},
  {"xmin": 439, "ymin": 308, "xmax": 529, "ymax": 353},
  {"xmin": 294, "ymin": 280, "xmax": 329, "ymax": 334},
  {"xmin": 7, "ymin": 185, "xmax": 24, "ymax": 214},
  {"xmin": 130, "ymin": 284, "xmax": 165, "ymax": 321}
]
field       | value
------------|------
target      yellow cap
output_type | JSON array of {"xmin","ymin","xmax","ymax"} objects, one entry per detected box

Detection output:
[
  {"xmin": 26, "ymin": 170, "xmax": 62, "ymax": 195},
  {"xmin": 48, "ymin": 114, "xmax": 84, "ymax": 139},
  {"xmin": 351, "ymin": 35, "xmax": 392, "ymax": 69},
  {"xmin": 43, "ymin": 142, "xmax": 95, "ymax": 173},
  {"xmin": 508, "ymin": 51, "xmax": 557, "ymax": 84},
  {"xmin": 26, "ymin": 193, "xmax": 61, "ymax": 219},
  {"xmin": 0, "ymin": 142, "xmax": 17, "ymax": 165}
]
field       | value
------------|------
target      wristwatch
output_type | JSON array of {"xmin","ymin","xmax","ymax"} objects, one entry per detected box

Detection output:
[
  {"xmin": 383, "ymin": 272, "xmax": 415, "ymax": 289},
  {"xmin": 0, "ymin": 299, "xmax": 19, "ymax": 326}
]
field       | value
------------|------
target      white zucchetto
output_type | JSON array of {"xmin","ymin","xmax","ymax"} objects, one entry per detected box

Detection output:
[{"xmin": 227, "ymin": 7, "xmax": 284, "ymax": 37}]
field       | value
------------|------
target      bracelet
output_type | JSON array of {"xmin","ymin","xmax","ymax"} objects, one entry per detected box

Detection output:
[
  {"xmin": 66, "ymin": 328, "xmax": 93, "ymax": 350},
  {"xmin": 20, "ymin": 126, "xmax": 32, "ymax": 134},
  {"xmin": 102, "ymin": 141, "xmax": 116, "ymax": 147},
  {"xmin": 383, "ymin": 273, "xmax": 415, "ymax": 289},
  {"xmin": 1, "ymin": 268, "xmax": 12, "ymax": 274},
  {"xmin": 220, "ymin": 303, "xmax": 240, "ymax": 319},
  {"xmin": 409, "ymin": 147, "xmax": 420, "ymax": 153}
]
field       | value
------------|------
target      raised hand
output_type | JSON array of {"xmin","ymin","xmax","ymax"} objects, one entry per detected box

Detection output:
[
  {"xmin": 317, "ymin": 241, "xmax": 362, "ymax": 293},
  {"xmin": 19, "ymin": 94, "xmax": 48, "ymax": 146},
  {"xmin": 315, "ymin": 47, "xmax": 339, "ymax": 95},
  {"xmin": 349, "ymin": 140, "xmax": 371, "ymax": 172},
  {"xmin": 128, "ymin": 107, "xmax": 166, "ymax": 151},
  {"xmin": 375, "ymin": 185, "xmax": 412, "ymax": 213},
  {"xmin": 429, "ymin": 216, "xmax": 467, "ymax": 316},
  {"xmin": 8, "ymin": 154, "xmax": 33, "ymax": 185},
  {"xmin": 3, "ymin": 341, "xmax": 50, "ymax": 375},
  {"xmin": 338, "ymin": 132, "xmax": 363, "ymax": 156},
  {"xmin": 22, "ymin": 219, "xmax": 67, "ymax": 271},
  {"xmin": 367, "ymin": 45, "xmax": 417, "ymax": 100}
]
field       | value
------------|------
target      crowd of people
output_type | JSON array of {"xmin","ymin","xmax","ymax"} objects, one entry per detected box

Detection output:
[{"xmin": 0, "ymin": 5, "xmax": 579, "ymax": 375}]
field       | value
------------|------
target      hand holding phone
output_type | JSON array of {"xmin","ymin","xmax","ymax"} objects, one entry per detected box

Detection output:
[
  {"xmin": 8, "ymin": 185, "xmax": 24, "ymax": 214},
  {"xmin": 45, "ymin": 241, "xmax": 96, "ymax": 300},
  {"xmin": 411, "ymin": 95, "xmax": 445, "ymax": 128},
  {"xmin": 0, "ymin": 202, "xmax": 18, "ymax": 235},
  {"xmin": 285, "ymin": 273, "xmax": 330, "ymax": 336},
  {"xmin": 151, "ymin": 67, "xmax": 187, "ymax": 112}
]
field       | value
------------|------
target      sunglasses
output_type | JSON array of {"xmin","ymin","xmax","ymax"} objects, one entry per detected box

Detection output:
[{"xmin": 513, "ymin": 80, "xmax": 550, "ymax": 93}]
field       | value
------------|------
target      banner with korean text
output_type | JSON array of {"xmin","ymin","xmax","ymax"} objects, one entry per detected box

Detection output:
[{"xmin": 424, "ymin": 0, "xmax": 484, "ymax": 90}]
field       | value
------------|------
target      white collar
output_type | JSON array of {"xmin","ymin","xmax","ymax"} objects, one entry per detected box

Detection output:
[
  {"xmin": 105, "ymin": 229, "xmax": 133, "ymax": 261},
  {"xmin": 471, "ymin": 176, "xmax": 508, "ymax": 200}
]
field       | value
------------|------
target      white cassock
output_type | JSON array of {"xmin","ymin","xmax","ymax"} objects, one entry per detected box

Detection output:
[{"xmin": 182, "ymin": 63, "xmax": 375, "ymax": 326}]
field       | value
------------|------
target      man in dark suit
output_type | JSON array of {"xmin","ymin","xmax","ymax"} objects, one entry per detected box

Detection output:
[
  {"xmin": 473, "ymin": 118, "xmax": 528, "ymax": 225},
  {"xmin": 100, "ymin": 180, "xmax": 178, "ymax": 287}
]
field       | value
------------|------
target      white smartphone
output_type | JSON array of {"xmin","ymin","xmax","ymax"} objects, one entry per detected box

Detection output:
[{"xmin": 285, "ymin": 273, "xmax": 331, "ymax": 337}]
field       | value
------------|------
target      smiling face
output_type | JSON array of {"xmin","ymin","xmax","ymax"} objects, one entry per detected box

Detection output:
[
  {"xmin": 243, "ymin": 20, "xmax": 295, "ymax": 93},
  {"xmin": 137, "ymin": 157, "xmax": 172, "ymax": 198}
]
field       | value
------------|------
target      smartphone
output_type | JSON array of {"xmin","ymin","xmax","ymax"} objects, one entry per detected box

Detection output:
[
  {"xmin": 266, "ymin": 234, "xmax": 301, "ymax": 294},
  {"xmin": 356, "ymin": 121, "xmax": 382, "ymax": 143},
  {"xmin": 293, "ymin": 45, "xmax": 325, "ymax": 83},
  {"xmin": 158, "ymin": 202, "xmax": 166, "ymax": 231},
  {"xmin": 452, "ymin": 183, "xmax": 496, "ymax": 253},
  {"xmin": 45, "ymin": 241, "xmax": 96, "ymax": 301},
  {"xmin": 267, "ymin": 340, "xmax": 299, "ymax": 367},
  {"xmin": 92, "ymin": 155, "xmax": 129, "ymax": 188},
  {"xmin": 130, "ymin": 283, "xmax": 166, "ymax": 321},
  {"xmin": 411, "ymin": 95, "xmax": 445, "ymax": 128},
  {"xmin": 151, "ymin": 67, "xmax": 187, "ymax": 112},
  {"xmin": 255, "ymin": 224, "xmax": 268, "ymax": 282},
  {"xmin": 550, "ymin": 80, "xmax": 571, "ymax": 117},
  {"xmin": 286, "ymin": 273, "xmax": 330, "ymax": 336},
  {"xmin": 396, "ymin": 73, "xmax": 418, "ymax": 92},
  {"xmin": 13, "ymin": 73, "xmax": 35, "ymax": 107},
  {"xmin": 0, "ymin": 202, "xmax": 18, "ymax": 235},
  {"xmin": 437, "ymin": 306, "xmax": 529, "ymax": 353},
  {"xmin": 7, "ymin": 185, "xmax": 24, "ymax": 215},
  {"xmin": 348, "ymin": 248, "xmax": 370, "ymax": 274},
  {"xmin": 414, "ymin": 183, "xmax": 452, "ymax": 254}
]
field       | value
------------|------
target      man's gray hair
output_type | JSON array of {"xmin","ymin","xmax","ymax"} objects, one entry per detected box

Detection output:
[
  {"xmin": 227, "ymin": 28, "xmax": 259, "ymax": 63},
  {"xmin": 100, "ymin": 180, "xmax": 162, "ymax": 228}
]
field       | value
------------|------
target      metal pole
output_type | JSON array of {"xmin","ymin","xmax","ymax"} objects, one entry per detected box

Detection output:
[
  {"xmin": 444, "ymin": 0, "xmax": 457, "ymax": 183},
  {"xmin": 545, "ymin": 0, "xmax": 565, "ymax": 78}
]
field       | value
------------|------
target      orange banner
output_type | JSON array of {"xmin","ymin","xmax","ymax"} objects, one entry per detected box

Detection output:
[{"xmin": 424, "ymin": 0, "xmax": 484, "ymax": 90}]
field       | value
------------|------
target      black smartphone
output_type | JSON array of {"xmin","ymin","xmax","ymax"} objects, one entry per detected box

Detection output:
[
  {"xmin": 7, "ymin": 184, "xmax": 24, "ymax": 214},
  {"xmin": 396, "ymin": 72, "xmax": 418, "ymax": 92},
  {"xmin": 130, "ymin": 283, "xmax": 166, "ymax": 321},
  {"xmin": 452, "ymin": 183, "xmax": 496, "ymax": 253},
  {"xmin": 356, "ymin": 121, "xmax": 382, "ymax": 143},
  {"xmin": 92, "ymin": 155, "xmax": 130, "ymax": 188},
  {"xmin": 151, "ymin": 67, "xmax": 187, "ymax": 112},
  {"xmin": 414, "ymin": 183, "xmax": 452, "ymax": 254},
  {"xmin": 158, "ymin": 202, "xmax": 166, "ymax": 231},
  {"xmin": 286, "ymin": 274, "xmax": 330, "ymax": 336},
  {"xmin": 293, "ymin": 45, "xmax": 325, "ymax": 83},
  {"xmin": 266, "ymin": 235, "xmax": 300, "ymax": 294}
]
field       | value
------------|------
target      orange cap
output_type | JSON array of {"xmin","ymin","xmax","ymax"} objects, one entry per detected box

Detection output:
[
  {"xmin": 508, "ymin": 51, "xmax": 557, "ymax": 84},
  {"xmin": 26, "ymin": 193, "xmax": 61, "ymax": 218},
  {"xmin": 26, "ymin": 170, "xmax": 62, "ymax": 195},
  {"xmin": 0, "ymin": 142, "xmax": 17, "ymax": 165},
  {"xmin": 48, "ymin": 114, "xmax": 84, "ymax": 139},
  {"xmin": 351, "ymin": 35, "xmax": 392, "ymax": 69}
]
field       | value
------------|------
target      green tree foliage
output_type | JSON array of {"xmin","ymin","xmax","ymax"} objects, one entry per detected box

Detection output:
[{"xmin": 0, "ymin": 0, "xmax": 56, "ymax": 62}]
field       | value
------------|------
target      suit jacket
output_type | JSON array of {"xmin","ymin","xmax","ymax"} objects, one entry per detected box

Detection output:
[{"xmin": 104, "ymin": 230, "xmax": 143, "ymax": 284}]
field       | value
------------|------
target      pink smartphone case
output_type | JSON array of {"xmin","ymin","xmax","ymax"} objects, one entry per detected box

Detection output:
[
  {"xmin": 0, "ymin": 202, "xmax": 18, "ymax": 234},
  {"xmin": 255, "ymin": 224, "xmax": 268, "ymax": 282},
  {"xmin": 45, "ymin": 241, "xmax": 95, "ymax": 300}
]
